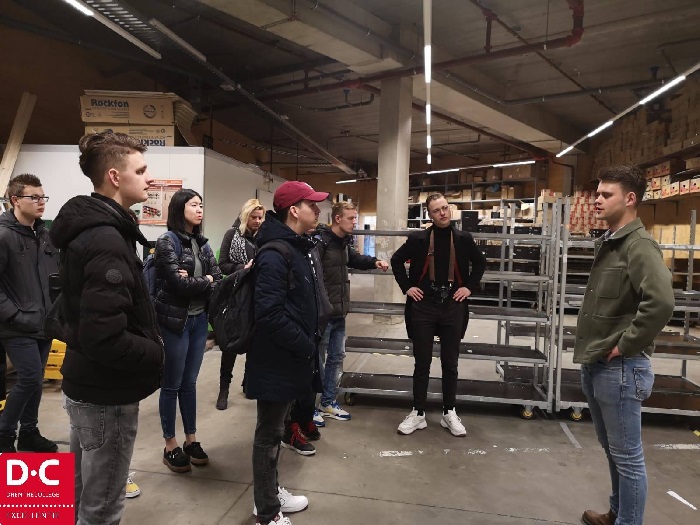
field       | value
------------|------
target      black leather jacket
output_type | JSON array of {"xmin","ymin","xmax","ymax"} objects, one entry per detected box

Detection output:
[{"xmin": 154, "ymin": 230, "xmax": 222, "ymax": 334}]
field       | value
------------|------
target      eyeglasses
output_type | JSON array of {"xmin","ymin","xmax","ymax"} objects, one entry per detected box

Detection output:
[{"xmin": 15, "ymin": 195, "xmax": 49, "ymax": 203}]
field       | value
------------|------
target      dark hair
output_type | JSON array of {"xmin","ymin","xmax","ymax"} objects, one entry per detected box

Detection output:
[
  {"xmin": 277, "ymin": 200, "xmax": 303, "ymax": 224},
  {"xmin": 7, "ymin": 173, "xmax": 42, "ymax": 199},
  {"xmin": 425, "ymin": 192, "xmax": 446, "ymax": 208},
  {"xmin": 167, "ymin": 189, "xmax": 203, "ymax": 235},
  {"xmin": 78, "ymin": 131, "xmax": 147, "ymax": 187},
  {"xmin": 597, "ymin": 165, "xmax": 646, "ymax": 207}
]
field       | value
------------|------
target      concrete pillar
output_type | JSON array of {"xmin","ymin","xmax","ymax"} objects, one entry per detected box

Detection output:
[{"xmin": 373, "ymin": 76, "xmax": 413, "ymax": 321}]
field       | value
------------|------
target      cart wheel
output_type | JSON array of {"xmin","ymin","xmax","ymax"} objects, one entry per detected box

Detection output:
[
  {"xmin": 570, "ymin": 409, "xmax": 583, "ymax": 422},
  {"xmin": 344, "ymin": 393, "xmax": 356, "ymax": 406},
  {"xmin": 520, "ymin": 407, "xmax": 535, "ymax": 420}
]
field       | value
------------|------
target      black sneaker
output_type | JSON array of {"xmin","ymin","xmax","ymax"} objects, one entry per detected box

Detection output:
[
  {"xmin": 163, "ymin": 447, "xmax": 191, "ymax": 473},
  {"xmin": 183, "ymin": 441, "xmax": 209, "ymax": 466},
  {"xmin": 0, "ymin": 434, "xmax": 16, "ymax": 453},
  {"xmin": 17, "ymin": 429, "xmax": 57, "ymax": 453},
  {"xmin": 282, "ymin": 423, "xmax": 316, "ymax": 456},
  {"xmin": 302, "ymin": 421, "xmax": 321, "ymax": 441}
]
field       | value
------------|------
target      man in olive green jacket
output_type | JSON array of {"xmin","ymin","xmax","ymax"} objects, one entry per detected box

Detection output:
[{"xmin": 574, "ymin": 166, "xmax": 674, "ymax": 525}]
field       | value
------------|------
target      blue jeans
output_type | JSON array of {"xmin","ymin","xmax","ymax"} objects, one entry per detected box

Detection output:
[
  {"xmin": 581, "ymin": 355, "xmax": 654, "ymax": 525},
  {"xmin": 319, "ymin": 318, "xmax": 346, "ymax": 406},
  {"xmin": 0, "ymin": 337, "xmax": 51, "ymax": 438},
  {"xmin": 159, "ymin": 313, "xmax": 209, "ymax": 439},
  {"xmin": 64, "ymin": 395, "xmax": 139, "ymax": 525}
]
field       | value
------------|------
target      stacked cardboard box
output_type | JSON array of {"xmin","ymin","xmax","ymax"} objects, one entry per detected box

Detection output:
[{"xmin": 80, "ymin": 90, "xmax": 197, "ymax": 147}]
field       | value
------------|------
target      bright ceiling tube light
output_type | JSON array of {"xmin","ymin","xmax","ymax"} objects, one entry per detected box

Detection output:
[
  {"xmin": 427, "ymin": 152, "xmax": 432, "ymax": 165},
  {"xmin": 425, "ymin": 103, "xmax": 431, "ymax": 125},
  {"xmin": 639, "ymin": 75, "xmax": 686, "ymax": 105},
  {"xmin": 424, "ymin": 45, "xmax": 432, "ymax": 83},
  {"xmin": 555, "ymin": 145, "xmax": 575, "ymax": 158},
  {"xmin": 427, "ymin": 135, "xmax": 432, "ymax": 149},
  {"xmin": 493, "ymin": 160, "xmax": 536, "ymax": 168},
  {"xmin": 336, "ymin": 179, "xmax": 358, "ymax": 184},
  {"xmin": 150, "ymin": 19, "xmax": 206, "ymax": 62},
  {"xmin": 64, "ymin": 0, "xmax": 161, "ymax": 59},
  {"xmin": 427, "ymin": 168, "xmax": 461, "ymax": 174},
  {"xmin": 61, "ymin": 0, "xmax": 93, "ymax": 16},
  {"xmin": 587, "ymin": 120, "xmax": 614, "ymax": 138},
  {"xmin": 423, "ymin": 0, "xmax": 432, "ymax": 83}
]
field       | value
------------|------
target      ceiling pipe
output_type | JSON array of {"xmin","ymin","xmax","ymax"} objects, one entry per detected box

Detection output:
[
  {"xmin": 466, "ymin": 0, "xmax": 615, "ymax": 114},
  {"xmin": 277, "ymin": 89, "xmax": 375, "ymax": 112},
  {"xmin": 260, "ymin": 0, "xmax": 584, "ymax": 102},
  {"xmin": 360, "ymin": 84, "xmax": 550, "ymax": 159}
]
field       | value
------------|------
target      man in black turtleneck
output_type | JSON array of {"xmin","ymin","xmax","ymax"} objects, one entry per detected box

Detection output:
[
  {"xmin": 50, "ymin": 131, "xmax": 163, "ymax": 525},
  {"xmin": 391, "ymin": 193, "xmax": 485, "ymax": 437}
]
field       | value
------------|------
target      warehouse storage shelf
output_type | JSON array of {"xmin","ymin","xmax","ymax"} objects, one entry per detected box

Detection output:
[
  {"xmin": 341, "ymin": 203, "xmax": 563, "ymax": 418},
  {"xmin": 555, "ymin": 200, "xmax": 700, "ymax": 419},
  {"xmin": 637, "ymin": 142, "xmax": 700, "ymax": 168},
  {"xmin": 409, "ymin": 178, "xmax": 536, "ymax": 191}
]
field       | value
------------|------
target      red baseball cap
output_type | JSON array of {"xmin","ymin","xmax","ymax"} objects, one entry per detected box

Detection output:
[{"xmin": 273, "ymin": 181, "xmax": 329, "ymax": 210}]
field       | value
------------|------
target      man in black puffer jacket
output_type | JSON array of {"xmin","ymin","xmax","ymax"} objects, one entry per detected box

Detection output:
[
  {"xmin": 49, "ymin": 132, "xmax": 163, "ymax": 525},
  {"xmin": 313, "ymin": 202, "xmax": 388, "ymax": 424},
  {"xmin": 246, "ymin": 181, "xmax": 329, "ymax": 525}
]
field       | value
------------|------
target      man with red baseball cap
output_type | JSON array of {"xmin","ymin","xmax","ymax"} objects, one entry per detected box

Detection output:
[{"xmin": 246, "ymin": 180, "xmax": 329, "ymax": 525}]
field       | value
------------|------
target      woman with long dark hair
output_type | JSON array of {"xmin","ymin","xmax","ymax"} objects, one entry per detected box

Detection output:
[{"xmin": 154, "ymin": 189, "xmax": 222, "ymax": 473}]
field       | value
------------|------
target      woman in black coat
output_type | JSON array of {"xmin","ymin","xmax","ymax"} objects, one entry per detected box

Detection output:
[
  {"xmin": 154, "ymin": 189, "xmax": 222, "ymax": 474},
  {"xmin": 215, "ymin": 198, "xmax": 264, "ymax": 410}
]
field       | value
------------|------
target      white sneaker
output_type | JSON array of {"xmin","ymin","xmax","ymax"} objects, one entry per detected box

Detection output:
[
  {"xmin": 312, "ymin": 409, "xmax": 325, "ymax": 427},
  {"xmin": 125, "ymin": 472, "xmax": 140, "ymax": 498},
  {"xmin": 253, "ymin": 487, "xmax": 308, "ymax": 516},
  {"xmin": 319, "ymin": 401, "xmax": 351, "ymax": 421},
  {"xmin": 256, "ymin": 512, "xmax": 292, "ymax": 525},
  {"xmin": 441, "ymin": 409, "xmax": 467, "ymax": 437},
  {"xmin": 397, "ymin": 409, "xmax": 427, "ymax": 435}
]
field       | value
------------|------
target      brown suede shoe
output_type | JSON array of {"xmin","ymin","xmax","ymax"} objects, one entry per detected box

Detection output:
[{"xmin": 581, "ymin": 509, "xmax": 616, "ymax": 525}]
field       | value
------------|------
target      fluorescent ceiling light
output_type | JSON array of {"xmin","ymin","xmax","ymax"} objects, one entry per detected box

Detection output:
[
  {"xmin": 424, "ymin": 45, "xmax": 432, "ymax": 83},
  {"xmin": 62, "ymin": 0, "xmax": 93, "ymax": 16},
  {"xmin": 493, "ymin": 160, "xmax": 535, "ymax": 168},
  {"xmin": 336, "ymin": 179, "xmax": 358, "ymax": 184},
  {"xmin": 639, "ymin": 75, "xmax": 686, "ymax": 105},
  {"xmin": 427, "ymin": 153, "xmax": 432, "ymax": 164},
  {"xmin": 150, "ymin": 19, "xmax": 206, "ymax": 62},
  {"xmin": 427, "ymin": 135, "xmax": 432, "ymax": 149},
  {"xmin": 587, "ymin": 120, "xmax": 613, "ymax": 138},
  {"xmin": 427, "ymin": 168, "xmax": 460, "ymax": 174},
  {"xmin": 220, "ymin": 83, "xmax": 236, "ymax": 92},
  {"xmin": 556, "ymin": 145, "xmax": 574, "ymax": 158},
  {"xmin": 425, "ymin": 103, "xmax": 431, "ymax": 125}
]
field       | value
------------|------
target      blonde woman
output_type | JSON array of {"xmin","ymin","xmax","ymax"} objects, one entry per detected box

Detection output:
[{"xmin": 216, "ymin": 199, "xmax": 265, "ymax": 409}]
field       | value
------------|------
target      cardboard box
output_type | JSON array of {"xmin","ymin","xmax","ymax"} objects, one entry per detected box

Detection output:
[
  {"xmin": 660, "ymin": 184, "xmax": 671, "ymax": 198},
  {"xmin": 643, "ymin": 191, "xmax": 653, "ymax": 201},
  {"xmin": 654, "ymin": 159, "xmax": 685, "ymax": 176},
  {"xmin": 686, "ymin": 157, "xmax": 700, "ymax": 171},
  {"xmin": 691, "ymin": 176, "xmax": 700, "ymax": 193},
  {"xmin": 84, "ymin": 124, "xmax": 175, "ymax": 147},
  {"xmin": 651, "ymin": 177, "xmax": 661, "ymax": 190},
  {"xmin": 80, "ymin": 95, "xmax": 175, "ymax": 125},
  {"xmin": 485, "ymin": 168, "xmax": 502, "ymax": 181},
  {"xmin": 680, "ymin": 179, "xmax": 691, "ymax": 195},
  {"xmin": 660, "ymin": 175, "xmax": 672, "ymax": 186},
  {"xmin": 653, "ymin": 190, "xmax": 661, "ymax": 200}
]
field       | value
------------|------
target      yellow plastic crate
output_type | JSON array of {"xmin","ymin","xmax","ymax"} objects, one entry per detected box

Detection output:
[{"xmin": 44, "ymin": 339, "xmax": 66, "ymax": 380}]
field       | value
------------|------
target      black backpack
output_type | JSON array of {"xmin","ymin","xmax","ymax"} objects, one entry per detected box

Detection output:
[{"xmin": 209, "ymin": 240, "xmax": 294, "ymax": 355}]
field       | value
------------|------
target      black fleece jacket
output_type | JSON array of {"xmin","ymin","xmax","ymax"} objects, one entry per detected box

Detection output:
[{"xmin": 49, "ymin": 194, "xmax": 163, "ymax": 405}]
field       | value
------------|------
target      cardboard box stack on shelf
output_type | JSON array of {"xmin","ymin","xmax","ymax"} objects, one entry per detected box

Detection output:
[
  {"xmin": 80, "ymin": 90, "xmax": 197, "ymax": 147},
  {"xmin": 593, "ymin": 77, "xmax": 700, "ymax": 173}
]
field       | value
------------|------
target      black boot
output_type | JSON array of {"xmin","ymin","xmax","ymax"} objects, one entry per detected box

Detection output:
[
  {"xmin": 17, "ymin": 428, "xmax": 57, "ymax": 453},
  {"xmin": 216, "ymin": 387, "xmax": 229, "ymax": 410},
  {"xmin": 0, "ymin": 433, "xmax": 16, "ymax": 453}
]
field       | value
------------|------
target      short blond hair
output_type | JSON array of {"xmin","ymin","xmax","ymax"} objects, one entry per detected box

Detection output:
[
  {"xmin": 331, "ymin": 201, "xmax": 356, "ymax": 223},
  {"xmin": 239, "ymin": 198, "xmax": 265, "ymax": 235}
]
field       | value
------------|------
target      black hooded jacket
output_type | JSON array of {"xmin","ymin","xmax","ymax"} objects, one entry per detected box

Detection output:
[
  {"xmin": 0, "ymin": 211, "xmax": 59, "ymax": 339},
  {"xmin": 49, "ymin": 194, "xmax": 163, "ymax": 405},
  {"xmin": 245, "ymin": 211, "xmax": 320, "ymax": 402}
]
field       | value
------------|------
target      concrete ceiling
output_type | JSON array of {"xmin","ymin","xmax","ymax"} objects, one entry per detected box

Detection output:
[{"xmin": 7, "ymin": 0, "xmax": 700, "ymax": 174}]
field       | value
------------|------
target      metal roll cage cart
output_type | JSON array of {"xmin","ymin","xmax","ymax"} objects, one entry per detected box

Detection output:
[
  {"xmin": 556, "ymin": 201, "xmax": 700, "ymax": 420},
  {"xmin": 339, "ymin": 202, "xmax": 564, "ymax": 419}
]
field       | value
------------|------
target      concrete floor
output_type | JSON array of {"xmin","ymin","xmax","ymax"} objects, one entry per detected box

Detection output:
[{"xmin": 34, "ymin": 275, "xmax": 700, "ymax": 524}]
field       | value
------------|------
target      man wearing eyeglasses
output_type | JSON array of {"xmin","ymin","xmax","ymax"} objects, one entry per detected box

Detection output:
[{"xmin": 0, "ymin": 173, "xmax": 59, "ymax": 453}]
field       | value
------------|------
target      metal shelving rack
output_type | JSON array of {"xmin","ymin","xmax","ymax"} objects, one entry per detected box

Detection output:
[
  {"xmin": 555, "ymin": 202, "xmax": 700, "ymax": 419},
  {"xmin": 338, "ymin": 202, "xmax": 563, "ymax": 418}
]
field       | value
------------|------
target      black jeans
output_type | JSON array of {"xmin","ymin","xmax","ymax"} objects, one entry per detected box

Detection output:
[
  {"xmin": 289, "ymin": 393, "xmax": 316, "ymax": 426},
  {"xmin": 410, "ymin": 299, "xmax": 467, "ymax": 412},
  {"xmin": 219, "ymin": 350, "xmax": 237, "ymax": 388},
  {"xmin": 253, "ymin": 400, "xmax": 291, "ymax": 524}
]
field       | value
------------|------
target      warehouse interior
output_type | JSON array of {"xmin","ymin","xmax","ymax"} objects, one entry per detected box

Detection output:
[{"xmin": 2, "ymin": 0, "xmax": 700, "ymax": 524}]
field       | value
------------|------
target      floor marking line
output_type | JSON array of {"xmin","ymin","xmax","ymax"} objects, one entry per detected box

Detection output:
[
  {"xmin": 667, "ymin": 490, "xmax": 697, "ymax": 510},
  {"xmin": 654, "ymin": 444, "xmax": 700, "ymax": 450},
  {"xmin": 379, "ymin": 450, "xmax": 413, "ymax": 457},
  {"xmin": 560, "ymin": 422, "xmax": 582, "ymax": 449}
]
